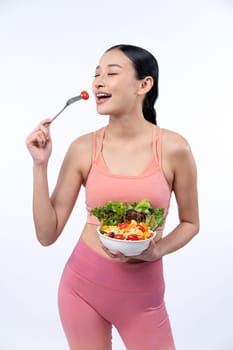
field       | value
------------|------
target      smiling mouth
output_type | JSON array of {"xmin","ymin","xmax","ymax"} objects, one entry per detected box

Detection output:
[{"xmin": 96, "ymin": 92, "xmax": 112, "ymax": 101}]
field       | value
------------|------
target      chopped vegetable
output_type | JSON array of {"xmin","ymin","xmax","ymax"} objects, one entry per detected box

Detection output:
[
  {"xmin": 90, "ymin": 199, "xmax": 165, "ymax": 232},
  {"xmin": 99, "ymin": 220, "xmax": 154, "ymax": 241}
]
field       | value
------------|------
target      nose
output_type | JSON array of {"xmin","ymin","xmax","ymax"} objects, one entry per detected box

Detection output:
[
  {"xmin": 94, "ymin": 74, "xmax": 106, "ymax": 88},
  {"xmin": 96, "ymin": 81, "xmax": 105, "ymax": 88}
]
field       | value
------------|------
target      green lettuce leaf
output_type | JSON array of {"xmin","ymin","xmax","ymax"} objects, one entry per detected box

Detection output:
[{"xmin": 90, "ymin": 198, "xmax": 165, "ymax": 230}]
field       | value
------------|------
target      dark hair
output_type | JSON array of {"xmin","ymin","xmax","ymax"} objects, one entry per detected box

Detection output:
[{"xmin": 106, "ymin": 44, "xmax": 159, "ymax": 125}]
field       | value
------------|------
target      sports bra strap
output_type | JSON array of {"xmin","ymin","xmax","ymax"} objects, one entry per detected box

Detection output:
[
  {"xmin": 91, "ymin": 130, "xmax": 97, "ymax": 164},
  {"xmin": 92, "ymin": 126, "xmax": 163, "ymax": 168},
  {"xmin": 157, "ymin": 127, "xmax": 163, "ymax": 168},
  {"xmin": 91, "ymin": 127, "xmax": 105, "ymax": 164},
  {"xmin": 153, "ymin": 126, "xmax": 163, "ymax": 169}
]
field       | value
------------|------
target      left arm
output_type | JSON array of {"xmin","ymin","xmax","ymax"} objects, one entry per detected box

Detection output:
[
  {"xmin": 155, "ymin": 135, "xmax": 199, "ymax": 257},
  {"xmin": 138, "ymin": 133, "xmax": 199, "ymax": 261},
  {"xmin": 104, "ymin": 132, "xmax": 199, "ymax": 262}
]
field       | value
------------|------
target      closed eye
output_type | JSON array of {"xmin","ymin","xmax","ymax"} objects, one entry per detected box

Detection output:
[{"xmin": 93, "ymin": 73, "xmax": 118, "ymax": 78}]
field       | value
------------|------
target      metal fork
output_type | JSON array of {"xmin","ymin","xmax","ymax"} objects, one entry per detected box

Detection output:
[{"xmin": 44, "ymin": 90, "xmax": 89, "ymax": 127}]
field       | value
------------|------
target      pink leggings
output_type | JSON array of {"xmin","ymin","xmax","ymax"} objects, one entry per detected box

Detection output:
[{"xmin": 58, "ymin": 239, "xmax": 175, "ymax": 350}]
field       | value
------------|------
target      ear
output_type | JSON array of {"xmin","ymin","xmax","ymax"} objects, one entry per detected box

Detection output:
[{"xmin": 137, "ymin": 76, "xmax": 154, "ymax": 95}]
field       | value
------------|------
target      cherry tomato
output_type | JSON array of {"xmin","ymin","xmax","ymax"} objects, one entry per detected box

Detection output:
[
  {"xmin": 114, "ymin": 234, "xmax": 125, "ymax": 240},
  {"xmin": 80, "ymin": 90, "xmax": 89, "ymax": 100},
  {"xmin": 107, "ymin": 232, "xmax": 115, "ymax": 238},
  {"xmin": 117, "ymin": 221, "xmax": 131, "ymax": 229},
  {"xmin": 137, "ymin": 224, "xmax": 146, "ymax": 232},
  {"xmin": 127, "ymin": 234, "xmax": 139, "ymax": 241}
]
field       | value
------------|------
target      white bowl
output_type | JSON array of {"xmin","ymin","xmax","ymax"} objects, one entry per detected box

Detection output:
[{"xmin": 97, "ymin": 226, "xmax": 156, "ymax": 257}]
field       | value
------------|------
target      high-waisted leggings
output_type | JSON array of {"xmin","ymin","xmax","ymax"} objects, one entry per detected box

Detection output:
[{"xmin": 58, "ymin": 238, "xmax": 175, "ymax": 350}]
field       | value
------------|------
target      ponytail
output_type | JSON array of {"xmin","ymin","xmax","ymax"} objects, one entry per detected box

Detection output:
[{"xmin": 143, "ymin": 91, "xmax": 157, "ymax": 125}]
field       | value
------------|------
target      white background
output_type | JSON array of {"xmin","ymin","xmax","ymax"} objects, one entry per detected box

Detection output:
[{"xmin": 0, "ymin": 0, "xmax": 233, "ymax": 349}]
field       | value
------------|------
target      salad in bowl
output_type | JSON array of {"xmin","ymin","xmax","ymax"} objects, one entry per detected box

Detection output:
[{"xmin": 90, "ymin": 199, "xmax": 165, "ymax": 256}]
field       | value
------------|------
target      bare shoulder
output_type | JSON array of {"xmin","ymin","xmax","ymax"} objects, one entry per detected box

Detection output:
[
  {"xmin": 160, "ymin": 128, "xmax": 197, "ymax": 181},
  {"xmin": 68, "ymin": 131, "xmax": 93, "ymax": 155},
  {"xmin": 63, "ymin": 127, "xmax": 103, "ymax": 182},
  {"xmin": 68, "ymin": 127, "xmax": 103, "ymax": 153},
  {"xmin": 161, "ymin": 128, "xmax": 192, "ymax": 157}
]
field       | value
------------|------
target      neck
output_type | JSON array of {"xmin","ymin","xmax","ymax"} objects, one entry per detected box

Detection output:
[{"xmin": 107, "ymin": 113, "xmax": 152, "ymax": 138}]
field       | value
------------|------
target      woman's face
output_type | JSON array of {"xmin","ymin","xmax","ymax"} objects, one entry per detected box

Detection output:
[{"xmin": 92, "ymin": 49, "xmax": 142, "ymax": 116}]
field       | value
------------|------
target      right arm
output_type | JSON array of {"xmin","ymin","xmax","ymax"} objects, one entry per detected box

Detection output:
[{"xmin": 26, "ymin": 119, "xmax": 91, "ymax": 246}]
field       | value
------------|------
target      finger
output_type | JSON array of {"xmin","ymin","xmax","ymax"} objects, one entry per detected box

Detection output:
[
  {"xmin": 42, "ymin": 119, "xmax": 52, "ymax": 129},
  {"xmin": 40, "ymin": 118, "xmax": 52, "ymax": 127},
  {"xmin": 102, "ymin": 246, "xmax": 117, "ymax": 257},
  {"xmin": 32, "ymin": 134, "xmax": 46, "ymax": 148},
  {"xmin": 37, "ymin": 133, "xmax": 47, "ymax": 147},
  {"xmin": 102, "ymin": 246, "xmax": 121, "ymax": 259},
  {"xmin": 28, "ymin": 130, "xmax": 48, "ymax": 148},
  {"xmin": 111, "ymin": 251, "xmax": 129, "ymax": 263},
  {"xmin": 101, "ymin": 245, "xmax": 130, "ymax": 262},
  {"xmin": 33, "ymin": 119, "xmax": 52, "ymax": 132},
  {"xmin": 26, "ymin": 131, "xmax": 40, "ymax": 148},
  {"xmin": 33, "ymin": 124, "xmax": 51, "ymax": 143},
  {"xmin": 40, "ymin": 125, "xmax": 51, "ymax": 142}
]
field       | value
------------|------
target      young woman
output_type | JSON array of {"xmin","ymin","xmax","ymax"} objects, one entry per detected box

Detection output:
[{"xmin": 26, "ymin": 44, "xmax": 199, "ymax": 350}]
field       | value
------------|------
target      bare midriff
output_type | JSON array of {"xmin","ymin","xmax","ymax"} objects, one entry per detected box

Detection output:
[{"xmin": 80, "ymin": 223, "xmax": 110, "ymax": 258}]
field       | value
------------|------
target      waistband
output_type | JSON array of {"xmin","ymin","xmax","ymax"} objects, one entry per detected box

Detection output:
[{"xmin": 67, "ymin": 238, "xmax": 165, "ymax": 292}]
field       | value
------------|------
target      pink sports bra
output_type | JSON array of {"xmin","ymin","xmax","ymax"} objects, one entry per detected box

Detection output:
[{"xmin": 85, "ymin": 126, "xmax": 171, "ymax": 225}]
